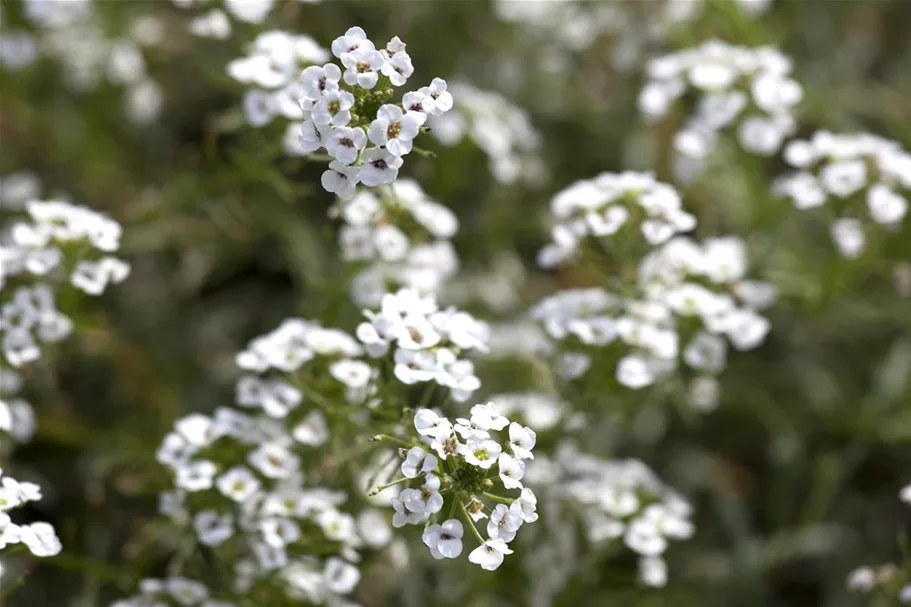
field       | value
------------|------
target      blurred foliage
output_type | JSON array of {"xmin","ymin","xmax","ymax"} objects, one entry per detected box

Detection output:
[{"xmin": 1, "ymin": 1, "xmax": 910, "ymax": 606}]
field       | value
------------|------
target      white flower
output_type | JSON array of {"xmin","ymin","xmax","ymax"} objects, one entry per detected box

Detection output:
[
  {"xmin": 402, "ymin": 474, "xmax": 443, "ymax": 514},
  {"xmin": 393, "ymin": 349, "xmax": 437, "ymax": 384},
  {"xmin": 321, "ymin": 161, "xmax": 360, "ymax": 199},
  {"xmin": 468, "ymin": 538, "xmax": 513, "ymax": 571},
  {"xmin": 357, "ymin": 509, "xmax": 392, "ymax": 547},
  {"xmin": 508, "ymin": 422, "xmax": 536, "ymax": 460},
  {"xmin": 224, "ymin": 0, "xmax": 273, "ymax": 23},
  {"xmin": 216, "ymin": 467, "xmax": 261, "ymax": 503},
  {"xmin": 194, "ymin": 510, "xmax": 233, "ymax": 546},
  {"xmin": 469, "ymin": 402, "xmax": 509, "ymax": 431},
  {"xmin": 486, "ymin": 504, "xmax": 522, "ymax": 542},
  {"xmin": 323, "ymin": 557, "xmax": 360, "ymax": 594},
  {"xmin": 329, "ymin": 359, "xmax": 372, "ymax": 388},
  {"xmin": 421, "ymin": 78, "xmax": 453, "ymax": 115},
  {"xmin": 261, "ymin": 517, "xmax": 301, "ymax": 548},
  {"xmin": 624, "ymin": 519, "xmax": 668, "ymax": 556},
  {"xmin": 422, "ymin": 519, "xmax": 463, "ymax": 559},
  {"xmin": 331, "ymin": 27, "xmax": 374, "ymax": 59},
  {"xmin": 498, "ymin": 453, "xmax": 525, "ymax": 489},
  {"xmin": 175, "ymin": 460, "xmax": 217, "ymax": 492},
  {"xmin": 724, "ymin": 309, "xmax": 770, "ymax": 351},
  {"xmin": 341, "ymin": 47, "xmax": 385, "ymax": 89},
  {"xmin": 639, "ymin": 556, "xmax": 668, "ymax": 587},
  {"xmin": 616, "ymin": 355, "xmax": 656, "ymax": 389},
  {"xmin": 846, "ymin": 566, "xmax": 875, "ymax": 592},
  {"xmin": 312, "ymin": 89, "xmax": 354, "ymax": 126},
  {"xmin": 867, "ymin": 184, "xmax": 907, "ymax": 225},
  {"xmin": 325, "ymin": 126, "xmax": 367, "ymax": 165},
  {"xmin": 368, "ymin": 105, "xmax": 421, "ymax": 156},
  {"xmin": 373, "ymin": 224, "xmax": 410, "ymax": 261},
  {"xmin": 900, "ymin": 484, "xmax": 911, "ymax": 505},
  {"xmin": 293, "ymin": 410, "xmax": 329, "ymax": 446},
  {"xmin": 381, "ymin": 50, "xmax": 413, "ymax": 87},
  {"xmin": 414, "ymin": 408, "xmax": 453, "ymax": 441},
  {"xmin": 820, "ymin": 159, "xmax": 867, "ymax": 198},
  {"xmin": 300, "ymin": 63, "xmax": 341, "ymax": 102},
  {"xmin": 359, "ymin": 148, "xmax": 403, "ymax": 186},
  {"xmin": 510, "ymin": 487, "xmax": 538, "ymax": 523},
  {"xmin": 401, "ymin": 447, "xmax": 437, "ymax": 478},
  {"xmin": 19, "ymin": 522, "xmax": 61, "ymax": 557},
  {"xmin": 462, "ymin": 439, "xmax": 502, "ymax": 469},
  {"xmin": 248, "ymin": 442, "xmax": 298, "ymax": 479},
  {"xmin": 242, "ymin": 90, "xmax": 276, "ymax": 127},
  {"xmin": 831, "ymin": 218, "xmax": 865, "ymax": 259},
  {"xmin": 391, "ymin": 493, "xmax": 425, "ymax": 527}
]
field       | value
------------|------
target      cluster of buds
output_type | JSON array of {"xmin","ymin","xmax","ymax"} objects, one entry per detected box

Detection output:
[{"xmin": 370, "ymin": 404, "xmax": 538, "ymax": 571}]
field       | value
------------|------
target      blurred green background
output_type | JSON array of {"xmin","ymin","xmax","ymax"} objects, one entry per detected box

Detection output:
[{"xmin": 1, "ymin": 1, "xmax": 910, "ymax": 606}]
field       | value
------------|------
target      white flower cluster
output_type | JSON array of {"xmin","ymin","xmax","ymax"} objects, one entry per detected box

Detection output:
[
  {"xmin": 156, "ymin": 320, "xmax": 387, "ymax": 604},
  {"xmin": 111, "ymin": 577, "xmax": 233, "ymax": 607},
  {"xmin": 1, "ymin": 199, "xmax": 130, "ymax": 367},
  {"xmin": 494, "ymin": 0, "xmax": 773, "ymax": 75},
  {"xmin": 532, "ymin": 444, "xmax": 694, "ymax": 588},
  {"xmin": 428, "ymin": 82, "xmax": 542, "ymax": 185},
  {"xmin": 537, "ymin": 172, "xmax": 697, "ymax": 268},
  {"xmin": 337, "ymin": 180, "xmax": 459, "ymax": 308},
  {"xmin": 0, "ymin": 468, "xmax": 62, "ymax": 558},
  {"xmin": 533, "ymin": 235, "xmax": 774, "ymax": 393},
  {"xmin": 640, "ymin": 40, "xmax": 803, "ymax": 178},
  {"xmin": 845, "ymin": 484, "xmax": 911, "ymax": 604},
  {"xmin": 227, "ymin": 30, "xmax": 330, "ymax": 131},
  {"xmin": 175, "ymin": 0, "xmax": 322, "ymax": 40},
  {"xmin": 356, "ymin": 288, "xmax": 488, "ymax": 402},
  {"xmin": 370, "ymin": 405, "xmax": 538, "ymax": 571},
  {"xmin": 0, "ymin": 368, "xmax": 36, "ymax": 447},
  {"xmin": 297, "ymin": 27, "xmax": 453, "ymax": 198},
  {"xmin": 1, "ymin": 0, "xmax": 163, "ymax": 123},
  {"xmin": 774, "ymin": 131, "xmax": 911, "ymax": 258}
]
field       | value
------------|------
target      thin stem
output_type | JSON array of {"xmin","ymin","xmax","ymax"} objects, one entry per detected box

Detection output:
[
  {"xmin": 369, "ymin": 475, "xmax": 411, "ymax": 496},
  {"xmin": 483, "ymin": 492, "xmax": 514, "ymax": 505},
  {"xmin": 459, "ymin": 500, "xmax": 485, "ymax": 544},
  {"xmin": 370, "ymin": 434, "xmax": 413, "ymax": 448}
]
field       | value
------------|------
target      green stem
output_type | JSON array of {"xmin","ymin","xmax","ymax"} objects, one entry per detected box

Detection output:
[
  {"xmin": 370, "ymin": 434, "xmax": 414, "ymax": 448},
  {"xmin": 459, "ymin": 500, "xmax": 485, "ymax": 544},
  {"xmin": 483, "ymin": 492, "xmax": 514, "ymax": 505},
  {"xmin": 369, "ymin": 476, "xmax": 411, "ymax": 496}
]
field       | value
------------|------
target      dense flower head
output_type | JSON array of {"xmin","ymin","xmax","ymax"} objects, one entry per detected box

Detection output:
[
  {"xmin": 0, "ymin": 468, "xmax": 62, "ymax": 557},
  {"xmin": 527, "ymin": 443, "xmax": 694, "ymax": 587},
  {"xmin": 356, "ymin": 288, "xmax": 488, "ymax": 401},
  {"xmin": 0, "ymin": 198, "xmax": 130, "ymax": 366},
  {"xmin": 640, "ymin": 40, "xmax": 803, "ymax": 180},
  {"xmin": 291, "ymin": 27, "xmax": 453, "ymax": 193},
  {"xmin": 366, "ymin": 405, "xmax": 538, "ymax": 570},
  {"xmin": 537, "ymin": 172, "xmax": 696, "ymax": 268},
  {"xmin": 335, "ymin": 180, "xmax": 460, "ymax": 307},
  {"xmin": 532, "ymin": 234, "xmax": 774, "ymax": 391},
  {"xmin": 155, "ymin": 319, "xmax": 389, "ymax": 603},
  {"xmin": 774, "ymin": 131, "xmax": 911, "ymax": 258}
]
